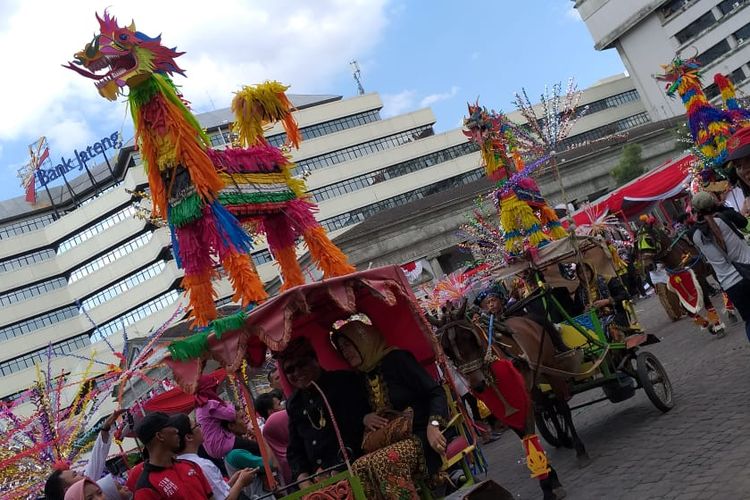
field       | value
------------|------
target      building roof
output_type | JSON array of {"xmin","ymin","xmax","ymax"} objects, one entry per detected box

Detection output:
[{"xmin": 0, "ymin": 94, "xmax": 342, "ymax": 223}]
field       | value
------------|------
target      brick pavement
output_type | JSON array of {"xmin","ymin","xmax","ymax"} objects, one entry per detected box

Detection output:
[{"xmin": 481, "ymin": 295, "xmax": 750, "ymax": 499}]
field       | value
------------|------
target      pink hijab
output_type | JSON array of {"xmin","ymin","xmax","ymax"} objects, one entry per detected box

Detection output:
[
  {"xmin": 64, "ymin": 478, "xmax": 96, "ymax": 500},
  {"xmin": 262, "ymin": 410, "xmax": 291, "ymax": 484}
]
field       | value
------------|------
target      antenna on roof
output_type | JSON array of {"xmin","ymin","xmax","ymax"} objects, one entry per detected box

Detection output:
[{"xmin": 350, "ymin": 60, "xmax": 365, "ymax": 96}]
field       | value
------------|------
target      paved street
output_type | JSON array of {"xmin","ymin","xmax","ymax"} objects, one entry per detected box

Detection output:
[{"xmin": 483, "ymin": 294, "xmax": 750, "ymax": 499}]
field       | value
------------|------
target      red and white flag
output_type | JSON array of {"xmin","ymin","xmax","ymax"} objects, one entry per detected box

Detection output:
[{"xmin": 17, "ymin": 137, "xmax": 49, "ymax": 204}]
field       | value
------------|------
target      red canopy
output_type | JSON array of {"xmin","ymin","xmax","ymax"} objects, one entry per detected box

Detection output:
[
  {"xmin": 143, "ymin": 368, "xmax": 227, "ymax": 414},
  {"xmin": 572, "ymin": 154, "xmax": 693, "ymax": 225},
  {"xmin": 164, "ymin": 266, "xmax": 440, "ymax": 394}
]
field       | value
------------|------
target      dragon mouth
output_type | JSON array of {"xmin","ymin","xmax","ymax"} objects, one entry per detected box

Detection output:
[{"xmin": 65, "ymin": 52, "xmax": 137, "ymax": 88}]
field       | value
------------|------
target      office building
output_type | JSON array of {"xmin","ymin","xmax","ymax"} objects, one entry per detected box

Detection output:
[{"xmin": 575, "ymin": 0, "xmax": 750, "ymax": 121}]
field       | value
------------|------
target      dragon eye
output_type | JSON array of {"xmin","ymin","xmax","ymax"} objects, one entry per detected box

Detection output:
[{"xmin": 119, "ymin": 34, "xmax": 128, "ymax": 41}]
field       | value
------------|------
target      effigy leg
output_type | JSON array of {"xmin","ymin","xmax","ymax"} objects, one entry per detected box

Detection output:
[
  {"xmin": 264, "ymin": 213, "xmax": 306, "ymax": 290},
  {"xmin": 220, "ymin": 252, "xmax": 268, "ymax": 306}
]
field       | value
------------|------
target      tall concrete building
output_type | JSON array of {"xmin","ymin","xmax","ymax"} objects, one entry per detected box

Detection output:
[
  {"xmin": 574, "ymin": 0, "xmax": 750, "ymax": 121},
  {"xmin": 0, "ymin": 93, "xmax": 483, "ymax": 403}
]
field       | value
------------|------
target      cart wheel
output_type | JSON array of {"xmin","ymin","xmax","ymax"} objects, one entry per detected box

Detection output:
[
  {"xmin": 534, "ymin": 405, "xmax": 570, "ymax": 448},
  {"xmin": 636, "ymin": 351, "xmax": 674, "ymax": 412}
]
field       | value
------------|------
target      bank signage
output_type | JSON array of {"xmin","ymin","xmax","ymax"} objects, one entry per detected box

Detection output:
[{"xmin": 36, "ymin": 131, "xmax": 122, "ymax": 187}]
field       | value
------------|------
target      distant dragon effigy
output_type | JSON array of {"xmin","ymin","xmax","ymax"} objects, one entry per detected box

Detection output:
[{"xmin": 66, "ymin": 11, "xmax": 353, "ymax": 326}]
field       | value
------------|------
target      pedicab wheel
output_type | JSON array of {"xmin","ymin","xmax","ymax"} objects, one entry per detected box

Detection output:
[
  {"xmin": 534, "ymin": 405, "xmax": 570, "ymax": 448},
  {"xmin": 636, "ymin": 351, "xmax": 674, "ymax": 413}
]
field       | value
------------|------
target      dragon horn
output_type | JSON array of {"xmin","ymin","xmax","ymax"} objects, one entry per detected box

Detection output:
[{"xmin": 128, "ymin": 20, "xmax": 136, "ymax": 32}]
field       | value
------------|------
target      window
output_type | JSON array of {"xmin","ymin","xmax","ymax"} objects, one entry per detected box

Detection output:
[
  {"xmin": 732, "ymin": 67, "xmax": 746, "ymax": 83},
  {"xmin": 0, "ymin": 304, "xmax": 79, "ymax": 342},
  {"xmin": 0, "ymin": 247, "xmax": 56, "ymax": 273},
  {"xmin": 660, "ymin": 0, "xmax": 691, "ymax": 19},
  {"xmin": 266, "ymin": 110, "xmax": 381, "ymax": 147},
  {"xmin": 92, "ymin": 289, "xmax": 180, "ymax": 342},
  {"xmin": 252, "ymin": 249, "xmax": 273, "ymax": 266},
  {"xmin": 68, "ymin": 232, "xmax": 153, "ymax": 283},
  {"xmin": 718, "ymin": 0, "xmax": 747, "ymax": 15},
  {"xmin": 310, "ymin": 142, "xmax": 479, "ymax": 202},
  {"xmin": 578, "ymin": 89, "xmax": 641, "ymax": 117},
  {"xmin": 0, "ymin": 277, "xmax": 68, "ymax": 306},
  {"xmin": 320, "ymin": 169, "xmax": 484, "ymax": 233},
  {"xmin": 57, "ymin": 205, "xmax": 137, "ymax": 255},
  {"xmin": 674, "ymin": 11, "xmax": 716, "ymax": 44},
  {"xmin": 0, "ymin": 334, "xmax": 89, "ymax": 376},
  {"xmin": 0, "ymin": 213, "xmax": 57, "ymax": 239},
  {"xmin": 558, "ymin": 112, "xmax": 651, "ymax": 151},
  {"xmin": 704, "ymin": 83, "xmax": 720, "ymax": 99},
  {"xmin": 734, "ymin": 22, "xmax": 750, "ymax": 43},
  {"xmin": 80, "ymin": 261, "xmax": 167, "ymax": 311},
  {"xmin": 697, "ymin": 40, "xmax": 732, "ymax": 67},
  {"xmin": 294, "ymin": 126, "xmax": 434, "ymax": 174}
]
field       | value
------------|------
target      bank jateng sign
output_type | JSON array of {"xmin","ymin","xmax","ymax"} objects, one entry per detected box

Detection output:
[{"xmin": 36, "ymin": 131, "xmax": 123, "ymax": 186}]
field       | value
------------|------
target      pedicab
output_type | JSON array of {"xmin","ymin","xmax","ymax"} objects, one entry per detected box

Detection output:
[
  {"xmin": 433, "ymin": 235, "xmax": 675, "ymax": 463},
  {"xmin": 160, "ymin": 265, "xmax": 507, "ymax": 499}
]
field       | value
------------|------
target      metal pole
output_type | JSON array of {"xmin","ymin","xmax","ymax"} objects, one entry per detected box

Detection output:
[
  {"xmin": 59, "ymin": 168, "xmax": 80, "ymax": 206},
  {"xmin": 42, "ymin": 181, "xmax": 60, "ymax": 219},
  {"xmin": 79, "ymin": 156, "xmax": 101, "ymax": 196},
  {"xmin": 101, "ymin": 150, "xmax": 116, "ymax": 178}
]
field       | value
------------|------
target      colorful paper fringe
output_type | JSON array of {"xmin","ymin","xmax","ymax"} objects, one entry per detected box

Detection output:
[{"xmin": 231, "ymin": 81, "xmax": 302, "ymax": 148}]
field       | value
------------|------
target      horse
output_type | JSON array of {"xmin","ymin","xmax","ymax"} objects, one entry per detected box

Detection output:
[
  {"xmin": 635, "ymin": 222, "xmax": 729, "ymax": 335},
  {"xmin": 428, "ymin": 302, "xmax": 581, "ymax": 500}
]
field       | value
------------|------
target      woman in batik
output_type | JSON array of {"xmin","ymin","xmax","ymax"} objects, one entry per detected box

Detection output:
[{"xmin": 331, "ymin": 320, "xmax": 449, "ymax": 499}]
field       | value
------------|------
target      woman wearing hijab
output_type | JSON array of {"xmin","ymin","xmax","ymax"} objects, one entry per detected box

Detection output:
[
  {"xmin": 573, "ymin": 261, "xmax": 631, "ymax": 340},
  {"xmin": 63, "ymin": 478, "xmax": 106, "ymax": 500},
  {"xmin": 331, "ymin": 319, "xmax": 449, "ymax": 499},
  {"xmin": 261, "ymin": 409, "xmax": 292, "ymax": 485},
  {"xmin": 194, "ymin": 374, "xmax": 261, "ymax": 460}
]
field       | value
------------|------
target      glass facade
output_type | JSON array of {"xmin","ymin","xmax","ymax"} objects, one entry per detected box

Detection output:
[
  {"xmin": 80, "ymin": 261, "xmax": 167, "ymax": 311},
  {"xmin": 675, "ymin": 11, "xmax": 716, "ymax": 44},
  {"xmin": 68, "ymin": 232, "xmax": 153, "ymax": 284},
  {"xmin": 57, "ymin": 205, "xmax": 137, "ymax": 255},
  {"xmin": 320, "ymin": 169, "xmax": 484, "ymax": 233},
  {"xmin": 559, "ymin": 112, "xmax": 651, "ymax": 150},
  {"xmin": 0, "ymin": 304, "xmax": 79, "ymax": 342},
  {"xmin": 252, "ymin": 249, "xmax": 273, "ymax": 266},
  {"xmin": 579, "ymin": 89, "xmax": 641, "ymax": 116},
  {"xmin": 0, "ymin": 277, "xmax": 68, "ymax": 307},
  {"xmin": 0, "ymin": 247, "xmax": 56, "ymax": 273},
  {"xmin": 660, "ymin": 0, "xmax": 691, "ymax": 19},
  {"xmin": 294, "ymin": 126, "xmax": 435, "ymax": 174},
  {"xmin": 267, "ymin": 110, "xmax": 381, "ymax": 147},
  {"xmin": 734, "ymin": 21, "xmax": 750, "ymax": 42},
  {"xmin": 718, "ymin": 0, "xmax": 747, "ymax": 15},
  {"xmin": 697, "ymin": 39, "xmax": 732, "ymax": 67},
  {"xmin": 92, "ymin": 290, "xmax": 180, "ymax": 342},
  {"xmin": 0, "ymin": 334, "xmax": 89, "ymax": 376},
  {"xmin": 310, "ymin": 142, "xmax": 479, "ymax": 202},
  {"xmin": 0, "ymin": 213, "xmax": 57, "ymax": 240}
]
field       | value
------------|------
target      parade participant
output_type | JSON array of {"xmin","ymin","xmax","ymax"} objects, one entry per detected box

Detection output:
[
  {"xmin": 649, "ymin": 263, "xmax": 684, "ymax": 322},
  {"xmin": 194, "ymin": 375, "xmax": 261, "ymax": 459},
  {"xmin": 573, "ymin": 262, "xmax": 631, "ymax": 340},
  {"xmin": 63, "ymin": 478, "xmax": 105, "ymax": 500},
  {"xmin": 267, "ymin": 366, "xmax": 283, "ymax": 393},
  {"xmin": 132, "ymin": 412, "xmax": 212, "ymax": 499},
  {"xmin": 172, "ymin": 414, "xmax": 258, "ymax": 500},
  {"xmin": 278, "ymin": 337, "xmax": 370, "ymax": 488},
  {"xmin": 726, "ymin": 126, "xmax": 750, "ymax": 216},
  {"xmin": 254, "ymin": 392, "xmax": 283, "ymax": 423},
  {"xmin": 44, "ymin": 410, "xmax": 126, "ymax": 500},
  {"xmin": 331, "ymin": 320, "xmax": 449, "ymax": 499},
  {"xmin": 691, "ymin": 192, "xmax": 750, "ymax": 341},
  {"xmin": 262, "ymin": 409, "xmax": 292, "ymax": 485}
]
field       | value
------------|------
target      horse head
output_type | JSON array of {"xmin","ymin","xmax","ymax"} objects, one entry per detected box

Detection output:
[{"xmin": 427, "ymin": 300, "xmax": 492, "ymax": 389}]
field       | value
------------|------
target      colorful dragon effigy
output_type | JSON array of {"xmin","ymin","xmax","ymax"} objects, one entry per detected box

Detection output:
[
  {"xmin": 66, "ymin": 12, "xmax": 353, "ymax": 326},
  {"xmin": 463, "ymin": 104, "xmax": 566, "ymax": 256},
  {"xmin": 657, "ymin": 56, "xmax": 750, "ymax": 188}
]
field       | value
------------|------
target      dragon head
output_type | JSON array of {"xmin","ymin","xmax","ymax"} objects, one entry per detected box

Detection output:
[
  {"xmin": 656, "ymin": 56, "xmax": 703, "ymax": 97},
  {"xmin": 65, "ymin": 11, "xmax": 185, "ymax": 100}
]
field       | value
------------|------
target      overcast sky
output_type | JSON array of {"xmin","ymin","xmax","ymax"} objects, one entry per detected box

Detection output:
[{"xmin": 0, "ymin": 0, "xmax": 625, "ymax": 201}]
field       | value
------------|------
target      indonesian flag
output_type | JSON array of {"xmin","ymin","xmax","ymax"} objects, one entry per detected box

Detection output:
[
  {"xmin": 401, "ymin": 260, "xmax": 423, "ymax": 283},
  {"xmin": 667, "ymin": 269, "xmax": 704, "ymax": 314}
]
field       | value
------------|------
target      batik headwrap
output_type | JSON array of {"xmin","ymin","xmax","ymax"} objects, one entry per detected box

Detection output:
[{"xmin": 332, "ymin": 321, "xmax": 394, "ymax": 373}]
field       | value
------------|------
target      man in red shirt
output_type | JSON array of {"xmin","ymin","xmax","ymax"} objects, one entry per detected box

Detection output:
[{"xmin": 133, "ymin": 412, "xmax": 256, "ymax": 500}]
